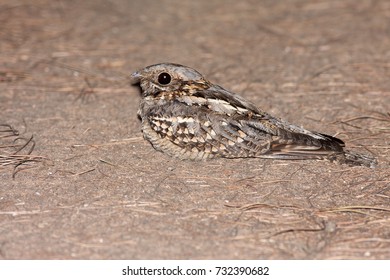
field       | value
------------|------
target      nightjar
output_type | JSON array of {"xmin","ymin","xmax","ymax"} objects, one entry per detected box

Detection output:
[{"xmin": 131, "ymin": 63, "xmax": 376, "ymax": 167}]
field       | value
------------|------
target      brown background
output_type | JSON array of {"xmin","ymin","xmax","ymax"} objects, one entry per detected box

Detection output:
[{"xmin": 1, "ymin": 0, "xmax": 389, "ymax": 259}]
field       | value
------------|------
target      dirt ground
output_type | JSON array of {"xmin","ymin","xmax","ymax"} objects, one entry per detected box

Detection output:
[{"xmin": 1, "ymin": 0, "xmax": 390, "ymax": 259}]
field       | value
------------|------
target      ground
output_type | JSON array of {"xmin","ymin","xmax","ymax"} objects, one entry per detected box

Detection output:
[{"xmin": 0, "ymin": 0, "xmax": 390, "ymax": 259}]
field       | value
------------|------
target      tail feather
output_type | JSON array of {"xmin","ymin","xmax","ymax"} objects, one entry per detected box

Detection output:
[
  {"xmin": 266, "ymin": 131, "xmax": 376, "ymax": 167},
  {"xmin": 326, "ymin": 151, "xmax": 377, "ymax": 168}
]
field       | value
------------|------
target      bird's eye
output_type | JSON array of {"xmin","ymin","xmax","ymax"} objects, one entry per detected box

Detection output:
[{"xmin": 157, "ymin": 72, "xmax": 171, "ymax": 85}]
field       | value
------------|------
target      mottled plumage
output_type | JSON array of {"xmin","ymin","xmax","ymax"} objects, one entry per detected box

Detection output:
[{"xmin": 131, "ymin": 63, "xmax": 376, "ymax": 167}]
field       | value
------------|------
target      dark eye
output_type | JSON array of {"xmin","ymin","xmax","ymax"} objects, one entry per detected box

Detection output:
[{"xmin": 157, "ymin": 72, "xmax": 171, "ymax": 85}]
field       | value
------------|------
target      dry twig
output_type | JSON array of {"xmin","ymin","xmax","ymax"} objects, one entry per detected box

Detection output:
[{"xmin": 0, "ymin": 124, "xmax": 45, "ymax": 178}]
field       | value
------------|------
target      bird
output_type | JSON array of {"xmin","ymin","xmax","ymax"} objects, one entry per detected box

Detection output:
[{"xmin": 131, "ymin": 63, "xmax": 376, "ymax": 168}]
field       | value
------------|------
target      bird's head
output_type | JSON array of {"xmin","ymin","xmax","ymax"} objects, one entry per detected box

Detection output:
[{"xmin": 131, "ymin": 63, "xmax": 210, "ymax": 97}]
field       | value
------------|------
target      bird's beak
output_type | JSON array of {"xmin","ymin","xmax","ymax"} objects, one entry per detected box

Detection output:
[{"xmin": 130, "ymin": 71, "xmax": 143, "ymax": 84}]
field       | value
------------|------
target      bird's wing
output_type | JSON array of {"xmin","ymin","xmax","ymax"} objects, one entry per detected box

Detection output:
[
  {"xmin": 185, "ymin": 86, "xmax": 346, "ymax": 159},
  {"xmin": 234, "ymin": 114, "xmax": 345, "ymax": 159}
]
